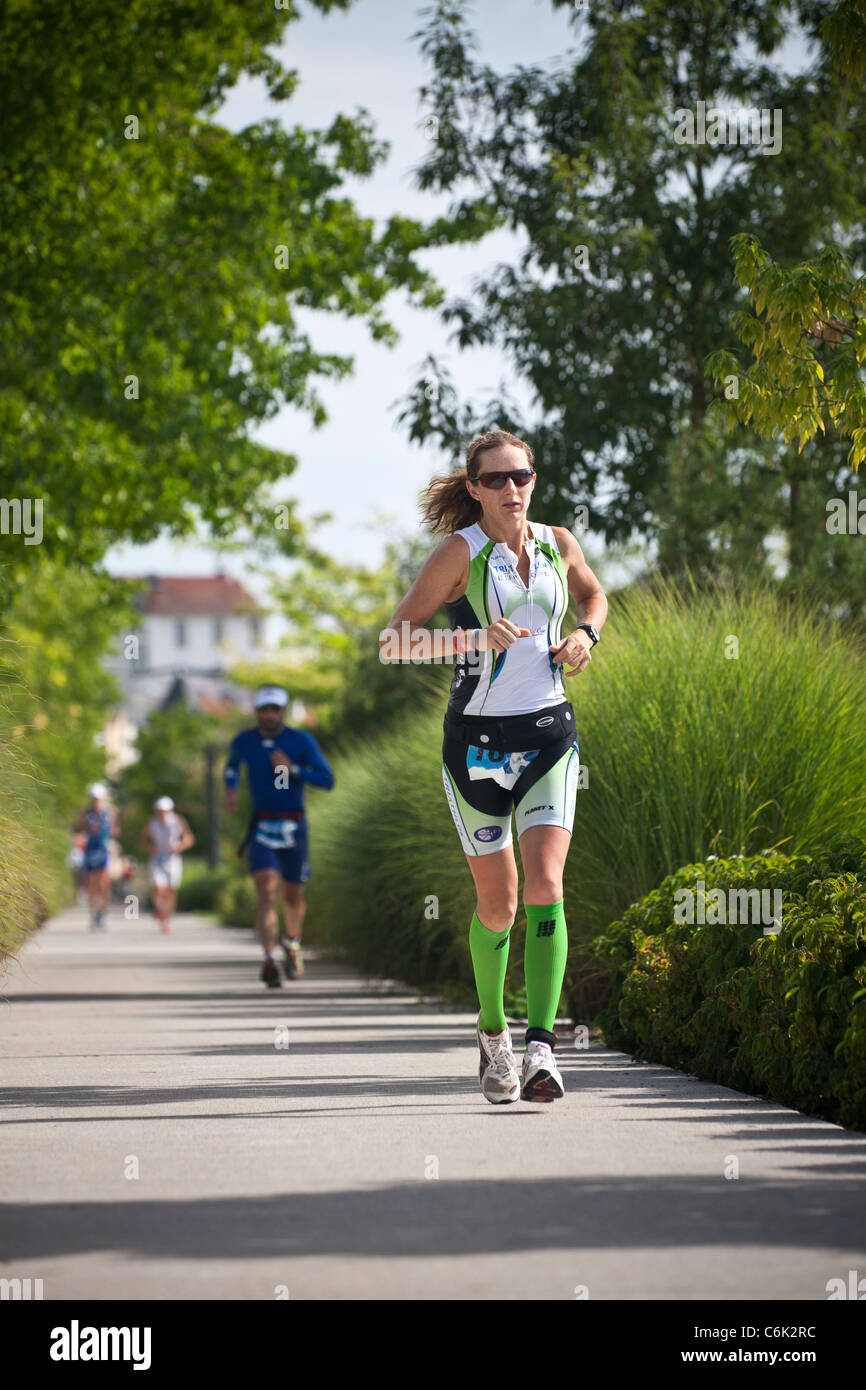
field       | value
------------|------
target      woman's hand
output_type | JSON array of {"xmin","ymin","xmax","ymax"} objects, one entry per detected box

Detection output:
[
  {"xmin": 479, "ymin": 619, "xmax": 532, "ymax": 653},
  {"xmin": 550, "ymin": 629, "xmax": 593, "ymax": 675}
]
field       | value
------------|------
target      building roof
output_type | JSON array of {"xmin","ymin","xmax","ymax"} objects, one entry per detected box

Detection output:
[{"xmin": 128, "ymin": 574, "xmax": 264, "ymax": 617}]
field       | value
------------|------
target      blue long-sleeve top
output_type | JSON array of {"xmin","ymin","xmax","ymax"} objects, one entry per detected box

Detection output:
[{"xmin": 223, "ymin": 725, "xmax": 335, "ymax": 815}]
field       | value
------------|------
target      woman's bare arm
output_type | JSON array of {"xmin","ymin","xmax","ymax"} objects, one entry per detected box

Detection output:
[
  {"xmin": 547, "ymin": 526, "xmax": 608, "ymax": 676},
  {"xmin": 379, "ymin": 535, "xmax": 531, "ymax": 660},
  {"xmin": 550, "ymin": 526, "xmax": 608, "ymax": 629},
  {"xmin": 379, "ymin": 535, "xmax": 467, "ymax": 660}
]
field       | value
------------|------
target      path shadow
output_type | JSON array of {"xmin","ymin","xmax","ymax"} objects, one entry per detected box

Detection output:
[{"xmin": 1, "ymin": 1174, "xmax": 865, "ymax": 1264}]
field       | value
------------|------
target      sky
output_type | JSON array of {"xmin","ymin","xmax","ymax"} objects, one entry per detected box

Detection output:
[{"xmin": 104, "ymin": 0, "xmax": 587, "ymax": 611}]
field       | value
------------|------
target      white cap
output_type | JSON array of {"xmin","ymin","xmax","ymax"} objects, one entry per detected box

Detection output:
[
  {"xmin": 254, "ymin": 685, "xmax": 289, "ymax": 708},
  {"xmin": 88, "ymin": 782, "xmax": 108, "ymax": 799},
  {"xmin": 154, "ymin": 796, "xmax": 175, "ymax": 811}
]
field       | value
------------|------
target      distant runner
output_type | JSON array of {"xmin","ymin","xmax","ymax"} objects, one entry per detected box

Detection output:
[
  {"xmin": 74, "ymin": 783, "xmax": 118, "ymax": 930},
  {"xmin": 382, "ymin": 429, "xmax": 607, "ymax": 1103},
  {"xmin": 140, "ymin": 797, "xmax": 195, "ymax": 934},
  {"xmin": 223, "ymin": 686, "xmax": 335, "ymax": 987}
]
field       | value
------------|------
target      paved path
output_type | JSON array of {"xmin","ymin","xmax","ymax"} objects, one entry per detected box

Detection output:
[{"xmin": 1, "ymin": 904, "xmax": 865, "ymax": 1300}]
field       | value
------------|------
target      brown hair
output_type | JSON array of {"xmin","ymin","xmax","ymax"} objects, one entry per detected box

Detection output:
[{"xmin": 419, "ymin": 430, "xmax": 535, "ymax": 536}]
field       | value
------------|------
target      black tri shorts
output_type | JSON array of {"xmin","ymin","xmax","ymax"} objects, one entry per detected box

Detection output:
[{"xmin": 441, "ymin": 701, "xmax": 581, "ymax": 855}]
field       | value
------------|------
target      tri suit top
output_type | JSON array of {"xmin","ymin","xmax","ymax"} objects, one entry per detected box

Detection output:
[
  {"xmin": 444, "ymin": 520, "xmax": 570, "ymax": 718},
  {"xmin": 81, "ymin": 806, "xmax": 112, "ymax": 871},
  {"xmin": 439, "ymin": 520, "xmax": 580, "ymax": 855}
]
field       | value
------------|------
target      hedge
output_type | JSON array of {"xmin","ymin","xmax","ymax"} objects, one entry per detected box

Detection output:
[{"xmin": 587, "ymin": 843, "xmax": 866, "ymax": 1129}]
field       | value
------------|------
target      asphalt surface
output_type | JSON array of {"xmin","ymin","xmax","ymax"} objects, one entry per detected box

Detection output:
[{"xmin": 2, "ymin": 903, "xmax": 865, "ymax": 1300}]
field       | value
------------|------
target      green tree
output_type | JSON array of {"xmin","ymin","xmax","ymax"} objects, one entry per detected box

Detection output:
[
  {"xmin": 0, "ymin": 562, "xmax": 134, "ymax": 949},
  {"xmin": 396, "ymin": 0, "xmax": 866, "ymax": 565},
  {"xmin": 0, "ymin": 563, "xmax": 133, "ymax": 818},
  {"xmin": 117, "ymin": 699, "xmax": 235, "ymax": 854},
  {"xmin": 0, "ymin": 1, "xmax": 488, "ymax": 605},
  {"xmin": 822, "ymin": 0, "xmax": 866, "ymax": 79},
  {"xmin": 698, "ymin": 1, "xmax": 866, "ymax": 618},
  {"xmin": 707, "ymin": 237, "xmax": 866, "ymax": 469}
]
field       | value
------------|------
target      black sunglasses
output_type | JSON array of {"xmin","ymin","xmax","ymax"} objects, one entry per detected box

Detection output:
[{"xmin": 469, "ymin": 468, "xmax": 536, "ymax": 490}]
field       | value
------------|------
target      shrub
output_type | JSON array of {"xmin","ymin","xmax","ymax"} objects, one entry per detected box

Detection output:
[
  {"xmin": 589, "ymin": 842, "xmax": 866, "ymax": 1129},
  {"xmin": 175, "ymin": 859, "xmax": 236, "ymax": 913},
  {"xmin": 0, "ymin": 722, "xmax": 74, "ymax": 961},
  {"xmin": 215, "ymin": 873, "xmax": 257, "ymax": 930}
]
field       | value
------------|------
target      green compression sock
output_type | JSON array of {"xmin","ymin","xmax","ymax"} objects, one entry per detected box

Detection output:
[
  {"xmin": 469, "ymin": 911, "xmax": 512, "ymax": 1034},
  {"xmin": 524, "ymin": 900, "xmax": 568, "ymax": 1034}
]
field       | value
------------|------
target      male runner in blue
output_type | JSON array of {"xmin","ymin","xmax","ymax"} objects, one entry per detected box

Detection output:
[{"xmin": 223, "ymin": 685, "xmax": 335, "ymax": 987}]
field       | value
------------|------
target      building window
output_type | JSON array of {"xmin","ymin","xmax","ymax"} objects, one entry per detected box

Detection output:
[
  {"xmin": 249, "ymin": 616, "xmax": 261, "ymax": 642},
  {"xmin": 213, "ymin": 617, "xmax": 224, "ymax": 642},
  {"xmin": 175, "ymin": 619, "xmax": 186, "ymax": 647}
]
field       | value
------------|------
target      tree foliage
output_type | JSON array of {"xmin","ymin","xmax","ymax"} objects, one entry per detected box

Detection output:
[
  {"xmin": 707, "ymin": 236, "xmax": 866, "ymax": 467},
  {"xmin": 0, "ymin": 0, "xmax": 482, "ymax": 603},
  {"xmin": 117, "ymin": 698, "xmax": 236, "ymax": 853},
  {"xmin": 0, "ymin": 562, "xmax": 133, "ymax": 817},
  {"xmin": 396, "ymin": 0, "xmax": 866, "ymax": 557}
]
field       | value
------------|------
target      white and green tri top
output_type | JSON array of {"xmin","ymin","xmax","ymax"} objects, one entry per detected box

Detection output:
[{"xmin": 444, "ymin": 520, "xmax": 570, "ymax": 718}]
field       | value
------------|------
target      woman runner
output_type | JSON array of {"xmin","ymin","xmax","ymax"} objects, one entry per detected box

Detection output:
[
  {"xmin": 140, "ymin": 797, "xmax": 196, "ymax": 933},
  {"xmin": 74, "ymin": 783, "xmax": 118, "ymax": 930},
  {"xmin": 381, "ymin": 430, "xmax": 607, "ymax": 1103}
]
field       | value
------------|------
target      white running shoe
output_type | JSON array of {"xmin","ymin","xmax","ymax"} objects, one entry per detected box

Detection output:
[
  {"xmin": 476, "ymin": 1016, "xmax": 520, "ymax": 1104},
  {"xmin": 521, "ymin": 1040, "xmax": 565, "ymax": 1103}
]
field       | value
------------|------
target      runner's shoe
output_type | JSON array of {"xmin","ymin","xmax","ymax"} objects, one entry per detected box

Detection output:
[
  {"xmin": 476, "ymin": 1016, "xmax": 520, "ymax": 1104},
  {"xmin": 282, "ymin": 940, "xmax": 304, "ymax": 980},
  {"xmin": 521, "ymin": 1040, "xmax": 565, "ymax": 1103},
  {"xmin": 261, "ymin": 957, "xmax": 281, "ymax": 988}
]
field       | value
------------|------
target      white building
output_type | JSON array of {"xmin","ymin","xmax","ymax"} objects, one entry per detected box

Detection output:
[
  {"xmin": 102, "ymin": 572, "xmax": 276, "ymax": 772},
  {"xmin": 126, "ymin": 572, "xmax": 266, "ymax": 675}
]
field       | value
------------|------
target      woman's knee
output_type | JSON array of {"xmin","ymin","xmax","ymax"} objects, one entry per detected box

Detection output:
[
  {"xmin": 523, "ymin": 874, "xmax": 563, "ymax": 905},
  {"xmin": 475, "ymin": 891, "xmax": 518, "ymax": 931}
]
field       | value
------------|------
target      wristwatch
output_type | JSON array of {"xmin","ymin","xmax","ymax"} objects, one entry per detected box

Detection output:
[{"xmin": 577, "ymin": 623, "xmax": 600, "ymax": 647}]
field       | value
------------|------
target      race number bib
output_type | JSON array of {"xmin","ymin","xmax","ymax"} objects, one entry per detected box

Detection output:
[
  {"xmin": 466, "ymin": 746, "xmax": 540, "ymax": 790},
  {"xmin": 254, "ymin": 818, "xmax": 298, "ymax": 849}
]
